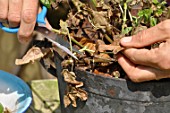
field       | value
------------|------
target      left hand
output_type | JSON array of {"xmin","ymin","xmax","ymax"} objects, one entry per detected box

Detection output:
[
  {"xmin": 118, "ymin": 20, "xmax": 170, "ymax": 82},
  {"xmin": 0, "ymin": 0, "xmax": 39, "ymax": 43}
]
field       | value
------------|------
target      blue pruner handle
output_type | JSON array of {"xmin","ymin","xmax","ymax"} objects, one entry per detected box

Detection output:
[{"xmin": 0, "ymin": 6, "xmax": 47, "ymax": 33}]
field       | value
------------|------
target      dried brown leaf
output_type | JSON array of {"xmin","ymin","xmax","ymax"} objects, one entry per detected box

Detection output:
[
  {"xmin": 62, "ymin": 69, "xmax": 84, "ymax": 87},
  {"xmin": 93, "ymin": 69, "xmax": 112, "ymax": 77},
  {"xmin": 64, "ymin": 95, "xmax": 71, "ymax": 108},
  {"xmin": 15, "ymin": 47, "xmax": 44, "ymax": 65},
  {"xmin": 60, "ymin": 20, "xmax": 69, "ymax": 34},
  {"xmin": 91, "ymin": 10, "xmax": 111, "ymax": 27},
  {"xmin": 66, "ymin": 86, "xmax": 88, "ymax": 108},
  {"xmin": 72, "ymin": 0, "xmax": 86, "ymax": 12},
  {"xmin": 68, "ymin": 93, "xmax": 77, "ymax": 107},
  {"xmin": 61, "ymin": 59, "xmax": 74, "ymax": 68},
  {"xmin": 112, "ymin": 35, "xmax": 123, "ymax": 46},
  {"xmin": 76, "ymin": 88, "xmax": 88, "ymax": 101},
  {"xmin": 77, "ymin": 37, "xmax": 96, "ymax": 52},
  {"xmin": 67, "ymin": 12, "xmax": 81, "ymax": 27},
  {"xmin": 95, "ymin": 53, "xmax": 112, "ymax": 60},
  {"xmin": 112, "ymin": 71, "xmax": 120, "ymax": 78},
  {"xmin": 94, "ymin": 53, "xmax": 114, "ymax": 66},
  {"xmin": 98, "ymin": 44, "xmax": 124, "ymax": 54},
  {"xmin": 81, "ymin": 19, "xmax": 98, "ymax": 39}
]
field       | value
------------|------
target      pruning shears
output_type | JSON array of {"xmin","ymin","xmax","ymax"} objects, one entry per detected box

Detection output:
[{"xmin": 0, "ymin": 6, "xmax": 78, "ymax": 60}]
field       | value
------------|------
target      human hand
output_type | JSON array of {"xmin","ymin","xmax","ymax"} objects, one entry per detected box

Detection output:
[
  {"xmin": 118, "ymin": 20, "xmax": 170, "ymax": 82},
  {"xmin": 0, "ymin": 0, "xmax": 39, "ymax": 43}
]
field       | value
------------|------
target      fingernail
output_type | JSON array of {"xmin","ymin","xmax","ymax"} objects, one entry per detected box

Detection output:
[{"xmin": 121, "ymin": 37, "xmax": 132, "ymax": 43}]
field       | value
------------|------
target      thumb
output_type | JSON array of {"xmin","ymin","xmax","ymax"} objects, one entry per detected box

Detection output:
[{"xmin": 120, "ymin": 20, "xmax": 170, "ymax": 48}]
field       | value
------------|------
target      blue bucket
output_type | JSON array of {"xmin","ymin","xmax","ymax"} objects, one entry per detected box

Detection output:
[{"xmin": 0, "ymin": 70, "xmax": 32, "ymax": 113}]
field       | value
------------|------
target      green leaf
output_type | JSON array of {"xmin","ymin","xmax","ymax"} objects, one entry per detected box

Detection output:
[
  {"xmin": 138, "ymin": 9, "xmax": 153, "ymax": 20},
  {"xmin": 161, "ymin": 1, "xmax": 167, "ymax": 5},
  {"xmin": 138, "ymin": 10, "xmax": 144, "ymax": 17},
  {"xmin": 0, "ymin": 103, "xmax": 4, "ymax": 113},
  {"xmin": 144, "ymin": 9, "xmax": 153, "ymax": 20},
  {"xmin": 155, "ymin": 9, "xmax": 163, "ymax": 16},
  {"xmin": 122, "ymin": 27, "xmax": 132, "ymax": 34},
  {"xmin": 152, "ymin": 0, "xmax": 159, "ymax": 4},
  {"xmin": 150, "ymin": 17, "xmax": 157, "ymax": 27},
  {"xmin": 40, "ymin": 0, "xmax": 51, "ymax": 8}
]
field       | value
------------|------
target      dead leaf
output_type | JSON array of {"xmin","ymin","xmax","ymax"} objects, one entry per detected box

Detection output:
[
  {"xmin": 60, "ymin": 20, "xmax": 69, "ymax": 34},
  {"xmin": 112, "ymin": 35, "xmax": 124, "ymax": 46},
  {"xmin": 76, "ymin": 88, "xmax": 88, "ymax": 101},
  {"xmin": 15, "ymin": 47, "xmax": 44, "ymax": 65},
  {"xmin": 112, "ymin": 71, "xmax": 120, "ymax": 78},
  {"xmin": 82, "ymin": 19, "xmax": 98, "ymax": 39},
  {"xmin": 68, "ymin": 93, "xmax": 77, "ymax": 107},
  {"xmin": 98, "ymin": 44, "xmax": 124, "ymax": 54},
  {"xmin": 64, "ymin": 86, "xmax": 88, "ymax": 108},
  {"xmin": 93, "ymin": 69, "xmax": 112, "ymax": 77},
  {"xmin": 75, "ymin": 37, "xmax": 96, "ymax": 54},
  {"xmin": 67, "ymin": 12, "xmax": 81, "ymax": 27},
  {"xmin": 61, "ymin": 59, "xmax": 74, "ymax": 68},
  {"xmin": 95, "ymin": 53, "xmax": 113, "ymax": 61},
  {"xmin": 64, "ymin": 95, "xmax": 71, "ymax": 108},
  {"xmin": 62, "ymin": 69, "xmax": 88, "ymax": 108},
  {"xmin": 62, "ymin": 69, "xmax": 84, "ymax": 87},
  {"xmin": 91, "ymin": 10, "xmax": 110, "ymax": 27}
]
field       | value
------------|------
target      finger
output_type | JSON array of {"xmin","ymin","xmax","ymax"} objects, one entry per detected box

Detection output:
[
  {"xmin": 0, "ymin": 0, "xmax": 8, "ymax": 22},
  {"xmin": 120, "ymin": 20, "xmax": 170, "ymax": 48},
  {"xmin": 18, "ymin": 0, "xmax": 39, "ymax": 43},
  {"xmin": 122, "ymin": 48, "xmax": 159, "ymax": 69},
  {"xmin": 122, "ymin": 41, "xmax": 170, "ymax": 70},
  {"xmin": 8, "ymin": 0, "xmax": 22, "ymax": 27},
  {"xmin": 117, "ymin": 54, "xmax": 169, "ymax": 82}
]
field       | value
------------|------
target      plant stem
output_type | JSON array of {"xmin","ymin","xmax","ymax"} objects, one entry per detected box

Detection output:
[
  {"xmin": 119, "ymin": 4, "xmax": 124, "ymax": 14},
  {"xmin": 104, "ymin": 34, "xmax": 113, "ymax": 43},
  {"xmin": 67, "ymin": 31, "xmax": 73, "ymax": 52},
  {"xmin": 79, "ymin": 46, "xmax": 95, "ymax": 53},
  {"xmin": 121, "ymin": 3, "xmax": 128, "ymax": 34},
  {"xmin": 71, "ymin": 37, "xmax": 84, "ymax": 48},
  {"xmin": 71, "ymin": 37, "xmax": 95, "ymax": 53},
  {"xmin": 128, "ymin": 10, "xmax": 133, "ymax": 22},
  {"xmin": 53, "ymin": 28, "xmax": 95, "ymax": 54},
  {"xmin": 52, "ymin": 28, "xmax": 67, "ymax": 35}
]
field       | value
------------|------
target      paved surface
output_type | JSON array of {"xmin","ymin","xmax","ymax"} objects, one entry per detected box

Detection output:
[{"xmin": 26, "ymin": 79, "xmax": 61, "ymax": 113}]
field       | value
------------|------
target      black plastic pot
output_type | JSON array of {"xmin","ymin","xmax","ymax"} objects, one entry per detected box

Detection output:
[{"xmin": 54, "ymin": 53, "xmax": 170, "ymax": 113}]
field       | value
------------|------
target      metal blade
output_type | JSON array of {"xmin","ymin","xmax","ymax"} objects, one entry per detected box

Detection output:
[
  {"xmin": 35, "ymin": 26, "xmax": 80, "ymax": 52},
  {"xmin": 35, "ymin": 26, "xmax": 78, "ymax": 60}
]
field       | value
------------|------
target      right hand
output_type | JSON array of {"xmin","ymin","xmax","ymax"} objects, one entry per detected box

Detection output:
[{"xmin": 118, "ymin": 20, "xmax": 170, "ymax": 82}]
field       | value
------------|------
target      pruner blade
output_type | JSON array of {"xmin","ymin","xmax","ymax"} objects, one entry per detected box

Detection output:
[{"xmin": 35, "ymin": 26, "xmax": 78, "ymax": 60}]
